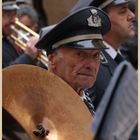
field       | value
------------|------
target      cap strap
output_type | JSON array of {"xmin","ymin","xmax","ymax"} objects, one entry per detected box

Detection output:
[{"xmin": 52, "ymin": 34, "xmax": 102, "ymax": 49}]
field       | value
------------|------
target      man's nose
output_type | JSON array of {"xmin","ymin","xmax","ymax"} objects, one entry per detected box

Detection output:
[{"xmin": 128, "ymin": 9, "xmax": 135, "ymax": 20}]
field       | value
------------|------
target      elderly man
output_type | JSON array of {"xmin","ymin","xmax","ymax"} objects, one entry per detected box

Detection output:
[{"xmin": 36, "ymin": 6, "xmax": 111, "ymax": 116}]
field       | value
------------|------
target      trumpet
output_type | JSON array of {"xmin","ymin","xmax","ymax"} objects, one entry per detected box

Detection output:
[{"xmin": 10, "ymin": 18, "xmax": 48, "ymax": 67}]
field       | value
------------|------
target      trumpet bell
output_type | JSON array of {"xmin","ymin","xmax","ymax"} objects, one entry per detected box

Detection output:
[{"xmin": 10, "ymin": 18, "xmax": 48, "ymax": 67}]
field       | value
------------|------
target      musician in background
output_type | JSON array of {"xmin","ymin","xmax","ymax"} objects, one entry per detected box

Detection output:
[
  {"xmin": 16, "ymin": 5, "xmax": 40, "ymax": 33},
  {"xmin": 120, "ymin": 0, "xmax": 138, "ymax": 69},
  {"xmin": 11, "ymin": 5, "xmax": 40, "ymax": 54},
  {"xmin": 2, "ymin": 0, "xmax": 39, "ymax": 68},
  {"xmin": 36, "ymin": 6, "xmax": 111, "ymax": 116}
]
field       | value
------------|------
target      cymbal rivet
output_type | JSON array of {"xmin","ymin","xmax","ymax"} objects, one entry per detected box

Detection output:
[{"xmin": 33, "ymin": 123, "xmax": 49, "ymax": 137}]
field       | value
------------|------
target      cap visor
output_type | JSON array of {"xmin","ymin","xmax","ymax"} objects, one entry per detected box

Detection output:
[{"xmin": 61, "ymin": 40, "xmax": 107, "ymax": 50}]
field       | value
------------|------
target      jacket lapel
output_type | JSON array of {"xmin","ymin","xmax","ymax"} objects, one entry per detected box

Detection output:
[{"xmin": 100, "ymin": 50, "xmax": 117, "ymax": 75}]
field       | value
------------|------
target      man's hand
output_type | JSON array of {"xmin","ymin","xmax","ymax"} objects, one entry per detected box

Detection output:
[{"xmin": 25, "ymin": 36, "xmax": 39, "ymax": 59}]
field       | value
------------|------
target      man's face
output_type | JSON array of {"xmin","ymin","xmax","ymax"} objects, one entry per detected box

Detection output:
[
  {"xmin": 48, "ymin": 47, "xmax": 100, "ymax": 94},
  {"xmin": 107, "ymin": 3, "xmax": 135, "ymax": 41},
  {"xmin": 2, "ymin": 10, "xmax": 16, "ymax": 36},
  {"xmin": 19, "ymin": 15, "xmax": 39, "ymax": 32}
]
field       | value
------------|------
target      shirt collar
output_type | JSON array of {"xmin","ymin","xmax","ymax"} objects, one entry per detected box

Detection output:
[
  {"xmin": 81, "ymin": 91, "xmax": 85, "ymax": 101},
  {"xmin": 103, "ymin": 41, "xmax": 117, "ymax": 59}
]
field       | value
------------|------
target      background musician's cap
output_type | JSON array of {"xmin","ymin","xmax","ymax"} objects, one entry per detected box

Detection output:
[
  {"xmin": 36, "ymin": 6, "xmax": 111, "ymax": 54},
  {"xmin": 16, "ymin": 0, "xmax": 32, "ymax": 6},
  {"xmin": 89, "ymin": 0, "xmax": 129, "ymax": 9},
  {"xmin": 2, "ymin": 0, "xmax": 19, "ymax": 10},
  {"xmin": 71, "ymin": 0, "xmax": 129, "ymax": 12}
]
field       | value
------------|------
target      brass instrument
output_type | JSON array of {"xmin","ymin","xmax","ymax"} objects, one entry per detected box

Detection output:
[
  {"xmin": 10, "ymin": 18, "xmax": 48, "ymax": 67},
  {"xmin": 3, "ymin": 64, "xmax": 93, "ymax": 140}
]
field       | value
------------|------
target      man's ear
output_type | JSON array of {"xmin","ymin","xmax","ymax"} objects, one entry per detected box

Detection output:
[{"xmin": 48, "ymin": 53, "xmax": 56, "ymax": 67}]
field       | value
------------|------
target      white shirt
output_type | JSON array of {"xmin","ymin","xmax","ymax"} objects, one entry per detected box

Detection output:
[{"xmin": 103, "ymin": 41, "xmax": 117, "ymax": 59}]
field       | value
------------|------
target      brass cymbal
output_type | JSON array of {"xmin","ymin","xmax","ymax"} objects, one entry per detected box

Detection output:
[{"xmin": 3, "ymin": 64, "xmax": 93, "ymax": 140}]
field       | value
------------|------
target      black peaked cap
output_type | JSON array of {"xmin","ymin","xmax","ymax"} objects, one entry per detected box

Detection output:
[{"xmin": 36, "ymin": 6, "xmax": 111, "ymax": 54}]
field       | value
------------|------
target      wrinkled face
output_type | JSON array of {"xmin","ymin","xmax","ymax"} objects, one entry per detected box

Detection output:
[
  {"xmin": 107, "ymin": 3, "xmax": 135, "ymax": 40},
  {"xmin": 48, "ymin": 47, "xmax": 100, "ymax": 93},
  {"xmin": 2, "ymin": 10, "xmax": 17, "ymax": 36}
]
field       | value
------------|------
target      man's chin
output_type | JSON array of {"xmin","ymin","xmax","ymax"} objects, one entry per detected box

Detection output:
[
  {"xmin": 129, "ymin": 30, "xmax": 135, "ymax": 38},
  {"xmin": 81, "ymin": 82, "xmax": 95, "ymax": 90}
]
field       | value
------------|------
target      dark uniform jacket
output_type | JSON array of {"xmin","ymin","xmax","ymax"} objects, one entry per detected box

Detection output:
[
  {"xmin": 87, "ymin": 49, "xmax": 138, "ymax": 140},
  {"xmin": 2, "ymin": 36, "xmax": 36, "ymax": 68},
  {"xmin": 88, "ymin": 49, "xmax": 118, "ymax": 110}
]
